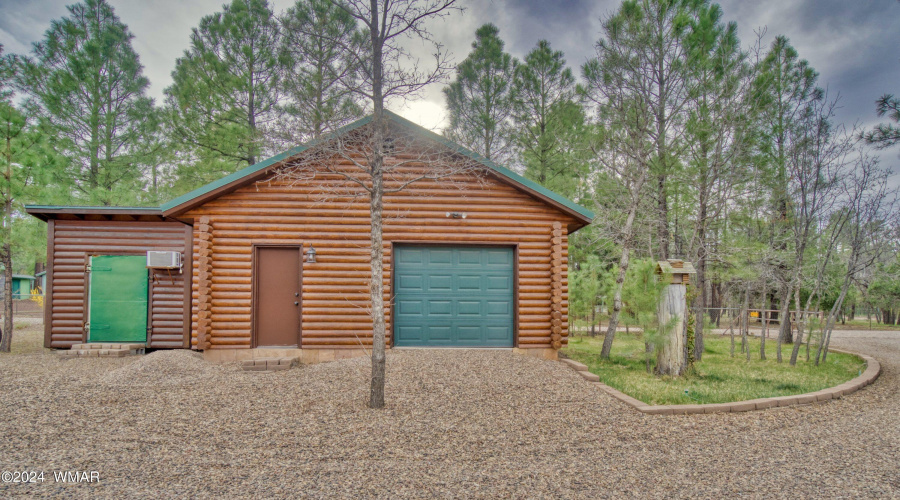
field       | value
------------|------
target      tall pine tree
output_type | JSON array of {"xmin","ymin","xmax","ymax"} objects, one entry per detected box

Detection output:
[
  {"xmin": 0, "ymin": 49, "xmax": 59, "ymax": 352},
  {"xmin": 514, "ymin": 40, "xmax": 588, "ymax": 199},
  {"xmin": 17, "ymin": 0, "xmax": 156, "ymax": 205},
  {"xmin": 165, "ymin": 0, "xmax": 282, "ymax": 191},
  {"xmin": 443, "ymin": 23, "xmax": 518, "ymax": 164},
  {"xmin": 278, "ymin": 0, "xmax": 364, "ymax": 145}
]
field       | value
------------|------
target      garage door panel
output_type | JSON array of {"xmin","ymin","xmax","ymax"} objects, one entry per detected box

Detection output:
[
  {"xmin": 458, "ymin": 249, "xmax": 481, "ymax": 264},
  {"xmin": 457, "ymin": 325, "xmax": 482, "ymax": 340},
  {"xmin": 428, "ymin": 326, "xmax": 452, "ymax": 341},
  {"xmin": 397, "ymin": 325, "xmax": 423, "ymax": 342},
  {"xmin": 428, "ymin": 249, "xmax": 452, "ymax": 265},
  {"xmin": 398, "ymin": 248, "xmax": 424, "ymax": 264},
  {"xmin": 397, "ymin": 299, "xmax": 423, "ymax": 316},
  {"xmin": 486, "ymin": 301, "xmax": 511, "ymax": 316},
  {"xmin": 428, "ymin": 300, "xmax": 452, "ymax": 315},
  {"xmin": 486, "ymin": 275, "xmax": 512, "ymax": 291},
  {"xmin": 485, "ymin": 326, "xmax": 511, "ymax": 340},
  {"xmin": 394, "ymin": 246, "xmax": 514, "ymax": 347},
  {"xmin": 457, "ymin": 275, "xmax": 482, "ymax": 291},
  {"xmin": 397, "ymin": 274, "xmax": 424, "ymax": 291},
  {"xmin": 487, "ymin": 249, "xmax": 512, "ymax": 265},
  {"xmin": 457, "ymin": 300, "xmax": 481, "ymax": 316},
  {"xmin": 428, "ymin": 274, "xmax": 452, "ymax": 290}
]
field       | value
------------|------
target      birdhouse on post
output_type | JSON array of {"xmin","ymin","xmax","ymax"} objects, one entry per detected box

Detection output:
[
  {"xmin": 655, "ymin": 259, "xmax": 697, "ymax": 285},
  {"xmin": 654, "ymin": 259, "xmax": 696, "ymax": 377}
]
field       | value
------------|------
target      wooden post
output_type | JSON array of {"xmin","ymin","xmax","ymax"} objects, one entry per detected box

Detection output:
[
  {"xmin": 549, "ymin": 222, "xmax": 564, "ymax": 350},
  {"xmin": 656, "ymin": 281, "xmax": 687, "ymax": 376},
  {"xmin": 654, "ymin": 260, "xmax": 694, "ymax": 377},
  {"xmin": 196, "ymin": 216, "xmax": 213, "ymax": 350}
]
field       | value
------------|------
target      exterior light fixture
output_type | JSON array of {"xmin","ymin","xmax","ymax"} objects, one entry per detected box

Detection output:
[
  {"xmin": 305, "ymin": 245, "xmax": 317, "ymax": 263},
  {"xmin": 446, "ymin": 212, "xmax": 467, "ymax": 219}
]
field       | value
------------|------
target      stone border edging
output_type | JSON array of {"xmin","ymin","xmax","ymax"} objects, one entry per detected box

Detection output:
[{"xmin": 560, "ymin": 349, "xmax": 881, "ymax": 415}]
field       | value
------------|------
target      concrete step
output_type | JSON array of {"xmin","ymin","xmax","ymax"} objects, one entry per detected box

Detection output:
[
  {"xmin": 59, "ymin": 343, "xmax": 146, "ymax": 357},
  {"xmin": 241, "ymin": 357, "xmax": 299, "ymax": 372}
]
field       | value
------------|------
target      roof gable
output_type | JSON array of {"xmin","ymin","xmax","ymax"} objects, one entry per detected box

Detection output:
[{"xmin": 159, "ymin": 111, "xmax": 594, "ymax": 226}]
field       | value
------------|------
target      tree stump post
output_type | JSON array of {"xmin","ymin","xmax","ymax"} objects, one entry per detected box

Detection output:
[{"xmin": 655, "ymin": 259, "xmax": 694, "ymax": 376}]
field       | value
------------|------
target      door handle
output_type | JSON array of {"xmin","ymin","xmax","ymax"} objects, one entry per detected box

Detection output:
[{"xmin": 294, "ymin": 301, "xmax": 299, "ymax": 306}]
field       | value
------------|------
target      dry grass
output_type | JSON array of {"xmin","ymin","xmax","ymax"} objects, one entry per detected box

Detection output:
[
  {"xmin": 563, "ymin": 334, "xmax": 865, "ymax": 405},
  {"xmin": 0, "ymin": 322, "xmax": 898, "ymax": 498}
]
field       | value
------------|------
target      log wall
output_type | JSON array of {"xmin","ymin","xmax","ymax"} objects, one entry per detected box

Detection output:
[
  {"xmin": 186, "ymin": 159, "xmax": 576, "ymax": 350},
  {"xmin": 45, "ymin": 220, "xmax": 192, "ymax": 348}
]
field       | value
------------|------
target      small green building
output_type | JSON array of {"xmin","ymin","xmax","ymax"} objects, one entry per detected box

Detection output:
[{"xmin": 10, "ymin": 275, "xmax": 36, "ymax": 299}]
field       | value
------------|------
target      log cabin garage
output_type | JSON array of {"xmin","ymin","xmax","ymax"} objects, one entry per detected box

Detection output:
[{"xmin": 27, "ymin": 112, "xmax": 594, "ymax": 363}]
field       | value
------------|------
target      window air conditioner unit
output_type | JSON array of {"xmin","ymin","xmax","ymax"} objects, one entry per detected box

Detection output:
[{"xmin": 147, "ymin": 251, "xmax": 182, "ymax": 269}]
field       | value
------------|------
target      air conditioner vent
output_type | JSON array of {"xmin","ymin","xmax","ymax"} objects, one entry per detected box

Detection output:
[{"xmin": 147, "ymin": 251, "xmax": 182, "ymax": 269}]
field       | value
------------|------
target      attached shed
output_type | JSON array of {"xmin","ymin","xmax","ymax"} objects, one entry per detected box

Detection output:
[
  {"xmin": 26, "ymin": 209, "xmax": 192, "ymax": 349},
  {"xmin": 27, "ymin": 111, "xmax": 594, "ymax": 362}
]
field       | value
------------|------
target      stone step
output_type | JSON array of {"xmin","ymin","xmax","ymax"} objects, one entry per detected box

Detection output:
[
  {"xmin": 70, "ymin": 343, "xmax": 145, "ymax": 351},
  {"xmin": 241, "ymin": 357, "xmax": 299, "ymax": 372},
  {"xmin": 59, "ymin": 343, "xmax": 146, "ymax": 357}
]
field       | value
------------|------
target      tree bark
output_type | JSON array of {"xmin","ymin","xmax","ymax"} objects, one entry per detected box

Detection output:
[
  {"xmin": 656, "ymin": 283, "xmax": 687, "ymax": 376},
  {"xmin": 741, "ymin": 285, "xmax": 749, "ymax": 360},
  {"xmin": 0, "ymin": 244, "xmax": 12, "ymax": 353},
  {"xmin": 368, "ymin": 8, "xmax": 386, "ymax": 409},
  {"xmin": 775, "ymin": 282, "xmax": 791, "ymax": 362},
  {"xmin": 600, "ymin": 170, "xmax": 646, "ymax": 359}
]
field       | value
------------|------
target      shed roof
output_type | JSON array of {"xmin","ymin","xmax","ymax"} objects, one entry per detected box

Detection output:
[{"xmin": 27, "ymin": 111, "xmax": 595, "ymax": 230}]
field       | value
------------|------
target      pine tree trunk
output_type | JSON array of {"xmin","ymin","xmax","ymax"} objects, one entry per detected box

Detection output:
[
  {"xmin": 368, "ymin": 23, "xmax": 386, "ymax": 409},
  {"xmin": 600, "ymin": 176, "xmax": 644, "ymax": 359},
  {"xmin": 741, "ymin": 286, "xmax": 749, "ymax": 359},
  {"xmin": 601, "ymin": 246, "xmax": 630, "ymax": 359},
  {"xmin": 0, "ymin": 244, "xmax": 13, "ymax": 353},
  {"xmin": 775, "ymin": 283, "xmax": 791, "ymax": 362}
]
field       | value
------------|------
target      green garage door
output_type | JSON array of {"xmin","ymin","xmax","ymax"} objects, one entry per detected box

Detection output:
[
  {"xmin": 88, "ymin": 255, "xmax": 148, "ymax": 343},
  {"xmin": 394, "ymin": 246, "xmax": 514, "ymax": 347}
]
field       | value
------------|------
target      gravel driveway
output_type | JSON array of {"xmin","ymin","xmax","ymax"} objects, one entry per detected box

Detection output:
[{"xmin": 0, "ymin": 327, "xmax": 897, "ymax": 498}]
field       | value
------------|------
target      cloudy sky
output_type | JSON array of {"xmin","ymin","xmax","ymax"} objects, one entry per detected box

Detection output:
[{"xmin": 0, "ymin": 0, "xmax": 897, "ymax": 168}]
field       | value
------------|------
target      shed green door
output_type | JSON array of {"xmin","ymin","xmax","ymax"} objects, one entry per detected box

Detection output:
[
  {"xmin": 394, "ymin": 246, "xmax": 514, "ymax": 347},
  {"xmin": 88, "ymin": 255, "xmax": 148, "ymax": 343}
]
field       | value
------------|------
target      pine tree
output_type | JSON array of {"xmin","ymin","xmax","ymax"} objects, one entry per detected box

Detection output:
[
  {"xmin": 514, "ymin": 40, "xmax": 588, "ymax": 199},
  {"xmin": 0, "ymin": 49, "xmax": 59, "ymax": 353},
  {"xmin": 681, "ymin": 3, "xmax": 753, "ymax": 361},
  {"xmin": 17, "ymin": 0, "xmax": 156, "ymax": 205},
  {"xmin": 862, "ymin": 94, "xmax": 900, "ymax": 151},
  {"xmin": 443, "ymin": 23, "xmax": 518, "ymax": 164},
  {"xmin": 752, "ymin": 35, "xmax": 823, "ymax": 356},
  {"xmin": 165, "ymin": 0, "xmax": 282, "ymax": 191},
  {"xmin": 278, "ymin": 0, "xmax": 364, "ymax": 145}
]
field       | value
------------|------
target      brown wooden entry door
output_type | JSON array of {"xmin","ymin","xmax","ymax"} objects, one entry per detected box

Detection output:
[{"xmin": 255, "ymin": 246, "xmax": 301, "ymax": 346}]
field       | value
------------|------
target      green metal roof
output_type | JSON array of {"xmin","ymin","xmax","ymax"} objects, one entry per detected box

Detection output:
[
  {"xmin": 25, "ymin": 205, "xmax": 158, "ymax": 211},
  {"xmin": 160, "ymin": 111, "xmax": 594, "ymax": 222}
]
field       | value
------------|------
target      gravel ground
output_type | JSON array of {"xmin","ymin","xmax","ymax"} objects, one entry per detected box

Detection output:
[{"xmin": 0, "ymin": 325, "xmax": 897, "ymax": 499}]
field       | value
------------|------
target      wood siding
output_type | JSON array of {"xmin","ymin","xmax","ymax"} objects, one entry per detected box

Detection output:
[
  {"xmin": 186, "ymin": 158, "xmax": 575, "ymax": 350},
  {"xmin": 45, "ymin": 220, "xmax": 192, "ymax": 348}
]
